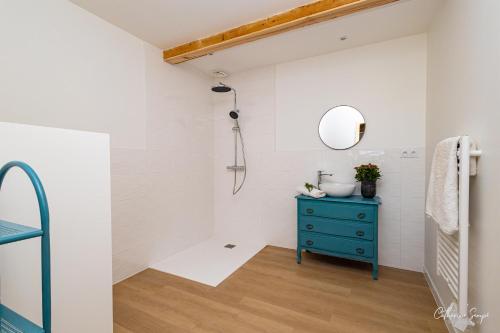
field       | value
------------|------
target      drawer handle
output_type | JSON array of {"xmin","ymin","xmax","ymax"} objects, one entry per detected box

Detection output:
[
  {"xmin": 306, "ymin": 240, "xmax": 314, "ymax": 246},
  {"xmin": 306, "ymin": 208, "xmax": 314, "ymax": 214},
  {"xmin": 357, "ymin": 213, "xmax": 366, "ymax": 219},
  {"xmin": 306, "ymin": 224, "xmax": 314, "ymax": 230},
  {"xmin": 356, "ymin": 248, "xmax": 365, "ymax": 255},
  {"xmin": 356, "ymin": 230, "xmax": 365, "ymax": 237}
]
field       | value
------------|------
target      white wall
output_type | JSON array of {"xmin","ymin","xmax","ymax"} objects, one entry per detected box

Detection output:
[
  {"xmin": 425, "ymin": 0, "xmax": 500, "ymax": 331},
  {"xmin": 111, "ymin": 44, "xmax": 214, "ymax": 281},
  {"xmin": 0, "ymin": 123, "xmax": 112, "ymax": 333},
  {"xmin": 0, "ymin": 0, "xmax": 214, "ymax": 283},
  {"xmin": 0, "ymin": 0, "xmax": 146, "ymax": 150},
  {"xmin": 276, "ymin": 34, "xmax": 426, "ymax": 151},
  {"xmin": 213, "ymin": 34, "xmax": 427, "ymax": 271}
]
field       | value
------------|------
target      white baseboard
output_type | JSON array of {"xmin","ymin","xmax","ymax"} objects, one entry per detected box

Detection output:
[
  {"xmin": 112, "ymin": 265, "xmax": 149, "ymax": 285},
  {"xmin": 423, "ymin": 266, "xmax": 458, "ymax": 333}
]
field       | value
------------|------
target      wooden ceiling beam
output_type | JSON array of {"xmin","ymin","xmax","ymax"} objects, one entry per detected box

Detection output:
[{"xmin": 163, "ymin": 0, "xmax": 399, "ymax": 64}]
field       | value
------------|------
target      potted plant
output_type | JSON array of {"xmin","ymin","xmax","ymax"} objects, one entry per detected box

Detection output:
[{"xmin": 354, "ymin": 163, "xmax": 381, "ymax": 198}]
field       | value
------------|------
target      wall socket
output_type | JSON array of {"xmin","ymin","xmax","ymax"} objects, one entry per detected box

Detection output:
[{"xmin": 401, "ymin": 148, "xmax": 418, "ymax": 159}]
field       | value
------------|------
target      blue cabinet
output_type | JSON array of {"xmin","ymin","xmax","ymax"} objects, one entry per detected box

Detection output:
[{"xmin": 296, "ymin": 195, "xmax": 381, "ymax": 280}]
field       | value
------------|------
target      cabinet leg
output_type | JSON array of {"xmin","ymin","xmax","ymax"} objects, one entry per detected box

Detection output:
[
  {"xmin": 296, "ymin": 247, "xmax": 302, "ymax": 264},
  {"xmin": 372, "ymin": 263, "xmax": 378, "ymax": 280}
]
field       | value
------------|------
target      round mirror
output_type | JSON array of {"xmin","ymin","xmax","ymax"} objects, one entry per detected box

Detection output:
[{"xmin": 318, "ymin": 105, "xmax": 366, "ymax": 150}]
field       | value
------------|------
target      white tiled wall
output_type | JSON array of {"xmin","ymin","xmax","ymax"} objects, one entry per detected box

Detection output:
[
  {"xmin": 213, "ymin": 35, "xmax": 427, "ymax": 271},
  {"xmin": 111, "ymin": 45, "xmax": 214, "ymax": 282}
]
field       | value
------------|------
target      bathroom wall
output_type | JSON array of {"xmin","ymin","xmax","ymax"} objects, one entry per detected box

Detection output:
[
  {"xmin": 213, "ymin": 34, "xmax": 427, "ymax": 271},
  {"xmin": 0, "ymin": 0, "xmax": 214, "ymax": 282},
  {"xmin": 111, "ymin": 44, "xmax": 214, "ymax": 282},
  {"xmin": 425, "ymin": 0, "xmax": 500, "ymax": 331}
]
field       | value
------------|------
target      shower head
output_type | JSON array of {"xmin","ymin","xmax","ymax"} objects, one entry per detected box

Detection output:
[
  {"xmin": 212, "ymin": 83, "xmax": 239, "ymax": 120},
  {"xmin": 211, "ymin": 82, "xmax": 232, "ymax": 93},
  {"xmin": 229, "ymin": 111, "xmax": 239, "ymax": 119}
]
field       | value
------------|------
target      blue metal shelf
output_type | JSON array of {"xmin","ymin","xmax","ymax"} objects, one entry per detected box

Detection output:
[
  {"xmin": 0, "ymin": 220, "xmax": 43, "ymax": 245},
  {"xmin": 0, "ymin": 304, "xmax": 44, "ymax": 333},
  {"xmin": 0, "ymin": 161, "xmax": 51, "ymax": 333}
]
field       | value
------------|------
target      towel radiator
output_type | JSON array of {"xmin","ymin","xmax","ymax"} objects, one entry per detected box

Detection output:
[{"xmin": 437, "ymin": 136, "xmax": 481, "ymax": 331}]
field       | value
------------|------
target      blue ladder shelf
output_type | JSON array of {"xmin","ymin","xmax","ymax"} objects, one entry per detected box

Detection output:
[
  {"xmin": 0, "ymin": 161, "xmax": 51, "ymax": 333},
  {"xmin": 1, "ymin": 304, "xmax": 44, "ymax": 333}
]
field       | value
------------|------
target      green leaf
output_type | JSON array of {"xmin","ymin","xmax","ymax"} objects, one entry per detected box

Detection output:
[{"xmin": 354, "ymin": 163, "xmax": 382, "ymax": 182}]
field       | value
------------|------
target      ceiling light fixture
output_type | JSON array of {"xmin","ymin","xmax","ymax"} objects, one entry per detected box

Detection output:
[{"xmin": 212, "ymin": 70, "xmax": 229, "ymax": 78}]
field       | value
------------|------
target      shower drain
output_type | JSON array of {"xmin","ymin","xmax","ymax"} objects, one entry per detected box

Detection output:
[{"xmin": 224, "ymin": 244, "xmax": 236, "ymax": 249}]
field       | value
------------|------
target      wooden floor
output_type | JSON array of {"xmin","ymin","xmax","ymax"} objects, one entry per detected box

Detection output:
[{"xmin": 113, "ymin": 246, "xmax": 447, "ymax": 333}]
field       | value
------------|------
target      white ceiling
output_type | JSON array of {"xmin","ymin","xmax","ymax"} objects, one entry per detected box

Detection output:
[
  {"xmin": 69, "ymin": 0, "xmax": 313, "ymax": 47},
  {"xmin": 70, "ymin": 0, "xmax": 443, "ymax": 75}
]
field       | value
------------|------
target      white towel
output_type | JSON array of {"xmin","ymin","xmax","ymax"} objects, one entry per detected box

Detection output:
[
  {"xmin": 297, "ymin": 186, "xmax": 326, "ymax": 198},
  {"xmin": 426, "ymin": 137, "xmax": 460, "ymax": 235}
]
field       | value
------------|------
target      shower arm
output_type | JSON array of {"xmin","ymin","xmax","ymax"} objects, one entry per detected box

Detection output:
[{"xmin": 232, "ymin": 88, "xmax": 238, "ymax": 112}]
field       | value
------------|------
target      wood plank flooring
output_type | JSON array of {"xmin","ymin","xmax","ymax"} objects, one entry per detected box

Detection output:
[{"xmin": 113, "ymin": 246, "xmax": 447, "ymax": 333}]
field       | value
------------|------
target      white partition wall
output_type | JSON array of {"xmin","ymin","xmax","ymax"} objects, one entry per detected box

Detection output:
[{"xmin": 0, "ymin": 122, "xmax": 113, "ymax": 332}]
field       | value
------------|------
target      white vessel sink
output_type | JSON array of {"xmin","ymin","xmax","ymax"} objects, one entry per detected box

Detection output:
[{"xmin": 319, "ymin": 182, "xmax": 356, "ymax": 198}]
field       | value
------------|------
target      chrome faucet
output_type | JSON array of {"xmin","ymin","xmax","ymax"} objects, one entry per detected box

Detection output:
[{"xmin": 317, "ymin": 170, "xmax": 333, "ymax": 188}]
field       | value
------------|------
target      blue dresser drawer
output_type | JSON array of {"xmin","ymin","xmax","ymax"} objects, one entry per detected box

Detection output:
[
  {"xmin": 300, "ymin": 231, "xmax": 373, "ymax": 258},
  {"xmin": 300, "ymin": 200, "xmax": 374, "ymax": 222},
  {"xmin": 299, "ymin": 216, "xmax": 373, "ymax": 240}
]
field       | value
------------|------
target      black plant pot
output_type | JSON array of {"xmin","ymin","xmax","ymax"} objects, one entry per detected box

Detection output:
[{"xmin": 361, "ymin": 180, "xmax": 376, "ymax": 198}]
